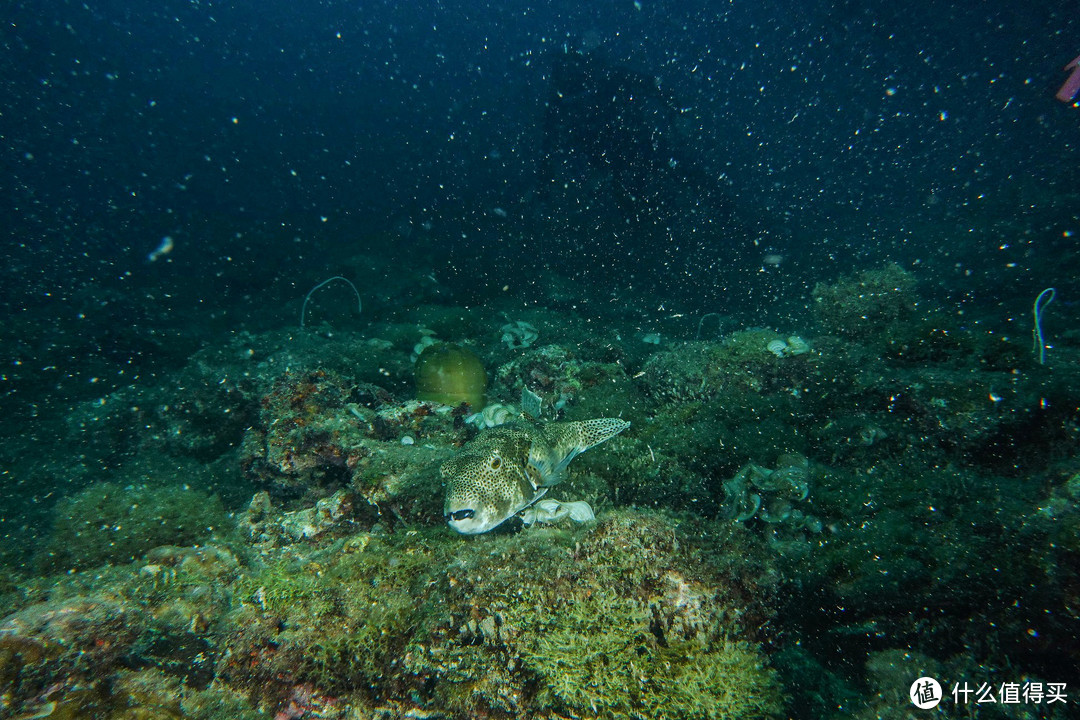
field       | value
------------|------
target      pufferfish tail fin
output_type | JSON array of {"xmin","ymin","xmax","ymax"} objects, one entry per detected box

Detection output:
[{"xmin": 529, "ymin": 418, "xmax": 630, "ymax": 488}]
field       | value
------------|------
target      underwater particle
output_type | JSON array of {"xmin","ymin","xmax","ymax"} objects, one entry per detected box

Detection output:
[
  {"xmin": 414, "ymin": 342, "xmax": 488, "ymax": 410},
  {"xmin": 147, "ymin": 235, "xmax": 174, "ymax": 262}
]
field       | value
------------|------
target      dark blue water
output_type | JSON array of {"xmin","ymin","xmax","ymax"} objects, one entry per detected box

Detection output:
[{"xmin": 4, "ymin": 0, "xmax": 1078, "ymax": 355}]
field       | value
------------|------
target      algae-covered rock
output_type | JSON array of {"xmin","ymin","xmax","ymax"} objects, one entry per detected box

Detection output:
[
  {"xmin": 812, "ymin": 263, "xmax": 918, "ymax": 341},
  {"xmin": 349, "ymin": 440, "xmax": 451, "ymax": 524},
  {"xmin": 0, "ymin": 551, "xmax": 260, "ymax": 720},
  {"xmin": 34, "ymin": 482, "xmax": 228, "ymax": 572},
  {"xmin": 490, "ymin": 344, "xmax": 649, "ymax": 429},
  {"xmin": 0, "ymin": 592, "xmax": 147, "ymax": 716},
  {"xmin": 224, "ymin": 509, "xmax": 783, "ymax": 719},
  {"xmin": 638, "ymin": 330, "xmax": 813, "ymax": 404},
  {"xmin": 239, "ymin": 368, "xmax": 371, "ymax": 496},
  {"xmin": 240, "ymin": 368, "xmax": 464, "ymax": 520},
  {"xmin": 493, "ymin": 344, "xmax": 586, "ymax": 413}
]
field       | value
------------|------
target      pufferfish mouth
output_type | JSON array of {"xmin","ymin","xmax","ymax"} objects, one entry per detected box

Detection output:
[{"xmin": 447, "ymin": 509, "xmax": 475, "ymax": 522}]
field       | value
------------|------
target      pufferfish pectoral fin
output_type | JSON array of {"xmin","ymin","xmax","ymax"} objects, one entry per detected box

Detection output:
[
  {"xmin": 529, "ymin": 417, "xmax": 631, "ymax": 487},
  {"xmin": 509, "ymin": 486, "xmax": 550, "ymax": 520}
]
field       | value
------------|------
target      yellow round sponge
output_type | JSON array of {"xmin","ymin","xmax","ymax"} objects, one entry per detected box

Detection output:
[{"xmin": 415, "ymin": 343, "xmax": 487, "ymax": 410}]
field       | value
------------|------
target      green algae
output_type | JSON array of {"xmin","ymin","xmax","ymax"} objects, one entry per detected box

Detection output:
[
  {"xmin": 220, "ymin": 509, "xmax": 782, "ymax": 718},
  {"xmin": 230, "ymin": 531, "xmax": 445, "ymax": 692},
  {"xmin": 424, "ymin": 511, "xmax": 782, "ymax": 718},
  {"xmin": 7, "ymin": 666, "xmax": 270, "ymax": 720},
  {"xmin": 508, "ymin": 588, "xmax": 781, "ymax": 719},
  {"xmin": 296, "ymin": 592, "xmax": 419, "ymax": 688},
  {"xmin": 3, "ymin": 505, "xmax": 782, "ymax": 719}
]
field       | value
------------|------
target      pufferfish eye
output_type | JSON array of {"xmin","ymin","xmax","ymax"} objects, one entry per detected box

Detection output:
[{"xmin": 448, "ymin": 509, "xmax": 475, "ymax": 521}]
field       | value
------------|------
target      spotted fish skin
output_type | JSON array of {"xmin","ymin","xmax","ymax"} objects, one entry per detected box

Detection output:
[{"xmin": 442, "ymin": 418, "xmax": 630, "ymax": 534}]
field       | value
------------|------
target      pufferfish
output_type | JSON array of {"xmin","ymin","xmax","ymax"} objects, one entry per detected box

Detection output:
[{"xmin": 442, "ymin": 417, "xmax": 630, "ymax": 534}]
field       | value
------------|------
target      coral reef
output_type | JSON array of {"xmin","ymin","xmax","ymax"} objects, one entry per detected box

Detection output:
[
  {"xmin": 2, "ymin": 503, "xmax": 784, "ymax": 719},
  {"xmin": 238, "ymin": 368, "xmax": 459, "ymax": 524},
  {"xmin": 240, "ymin": 368, "xmax": 374, "ymax": 496},
  {"xmin": 1, "ymin": 543, "xmax": 240, "ymax": 719},
  {"xmin": 6, "ymin": 266, "xmax": 1080, "ymax": 719}
]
